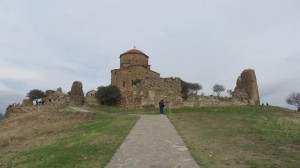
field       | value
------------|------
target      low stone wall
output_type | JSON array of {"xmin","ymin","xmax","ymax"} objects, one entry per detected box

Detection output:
[
  {"xmin": 5, "ymin": 95, "xmax": 71, "ymax": 118},
  {"xmin": 182, "ymin": 95, "xmax": 248, "ymax": 108},
  {"xmin": 84, "ymin": 97, "xmax": 99, "ymax": 106}
]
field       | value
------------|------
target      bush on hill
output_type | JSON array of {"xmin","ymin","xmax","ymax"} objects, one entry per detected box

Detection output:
[
  {"xmin": 180, "ymin": 79, "xmax": 202, "ymax": 99},
  {"xmin": 26, "ymin": 89, "xmax": 45, "ymax": 102},
  {"xmin": 96, "ymin": 85, "xmax": 121, "ymax": 105}
]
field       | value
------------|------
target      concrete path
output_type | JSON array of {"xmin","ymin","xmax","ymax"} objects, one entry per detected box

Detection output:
[
  {"xmin": 68, "ymin": 106, "xmax": 90, "ymax": 113},
  {"xmin": 105, "ymin": 115, "xmax": 200, "ymax": 168}
]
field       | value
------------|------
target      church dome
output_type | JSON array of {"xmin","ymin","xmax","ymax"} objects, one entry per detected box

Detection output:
[{"xmin": 120, "ymin": 49, "xmax": 148, "ymax": 58}]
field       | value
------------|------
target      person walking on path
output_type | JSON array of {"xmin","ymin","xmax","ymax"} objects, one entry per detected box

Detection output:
[{"xmin": 159, "ymin": 99, "xmax": 165, "ymax": 115}]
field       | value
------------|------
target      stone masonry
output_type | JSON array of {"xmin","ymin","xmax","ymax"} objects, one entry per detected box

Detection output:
[
  {"xmin": 70, "ymin": 81, "xmax": 84, "ymax": 106},
  {"xmin": 121, "ymin": 77, "xmax": 182, "ymax": 108},
  {"xmin": 121, "ymin": 77, "xmax": 249, "ymax": 108},
  {"xmin": 111, "ymin": 49, "xmax": 160, "ymax": 92},
  {"xmin": 232, "ymin": 69, "xmax": 260, "ymax": 105}
]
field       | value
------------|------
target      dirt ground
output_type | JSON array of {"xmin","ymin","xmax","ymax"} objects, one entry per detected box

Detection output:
[{"xmin": 0, "ymin": 108, "xmax": 92, "ymax": 162}]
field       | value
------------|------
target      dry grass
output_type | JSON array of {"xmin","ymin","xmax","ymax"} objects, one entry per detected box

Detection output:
[{"xmin": 0, "ymin": 109, "xmax": 94, "ymax": 166}]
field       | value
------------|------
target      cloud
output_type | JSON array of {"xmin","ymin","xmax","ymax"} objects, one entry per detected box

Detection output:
[{"xmin": 0, "ymin": 59, "xmax": 43, "ymax": 81}]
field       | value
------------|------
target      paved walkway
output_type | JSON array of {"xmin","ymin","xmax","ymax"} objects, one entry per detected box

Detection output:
[
  {"xmin": 69, "ymin": 106, "xmax": 90, "ymax": 113},
  {"xmin": 105, "ymin": 115, "xmax": 200, "ymax": 168}
]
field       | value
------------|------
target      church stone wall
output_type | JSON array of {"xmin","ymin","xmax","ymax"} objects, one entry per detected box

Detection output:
[
  {"xmin": 121, "ymin": 77, "xmax": 182, "ymax": 108},
  {"xmin": 111, "ymin": 49, "xmax": 160, "ymax": 93},
  {"xmin": 112, "ymin": 66, "xmax": 160, "ymax": 92},
  {"xmin": 120, "ymin": 77, "xmax": 249, "ymax": 108},
  {"xmin": 120, "ymin": 54, "xmax": 149, "ymax": 69}
]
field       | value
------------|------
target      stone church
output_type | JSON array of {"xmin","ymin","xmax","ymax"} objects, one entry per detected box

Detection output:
[
  {"xmin": 111, "ymin": 49, "xmax": 160, "ymax": 92},
  {"xmin": 111, "ymin": 48, "xmax": 260, "ymax": 108}
]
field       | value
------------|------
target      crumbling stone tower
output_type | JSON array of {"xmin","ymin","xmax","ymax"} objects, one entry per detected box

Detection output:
[
  {"xmin": 232, "ymin": 69, "xmax": 260, "ymax": 105},
  {"xmin": 70, "ymin": 81, "xmax": 84, "ymax": 106},
  {"xmin": 111, "ymin": 49, "xmax": 160, "ymax": 92}
]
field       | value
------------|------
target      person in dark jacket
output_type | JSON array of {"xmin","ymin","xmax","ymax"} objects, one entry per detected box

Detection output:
[{"xmin": 159, "ymin": 100, "xmax": 165, "ymax": 115}]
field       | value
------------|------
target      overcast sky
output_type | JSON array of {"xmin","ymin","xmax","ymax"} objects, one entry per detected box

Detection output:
[{"xmin": 1, "ymin": 0, "xmax": 300, "ymax": 114}]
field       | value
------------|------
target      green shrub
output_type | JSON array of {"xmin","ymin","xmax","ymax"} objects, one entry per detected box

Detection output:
[{"xmin": 96, "ymin": 85, "xmax": 121, "ymax": 105}]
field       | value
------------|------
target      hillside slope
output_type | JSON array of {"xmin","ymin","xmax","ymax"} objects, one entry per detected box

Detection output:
[
  {"xmin": 0, "ymin": 108, "xmax": 89, "ymax": 158},
  {"xmin": 168, "ymin": 106, "xmax": 300, "ymax": 167},
  {"xmin": 0, "ymin": 106, "xmax": 139, "ymax": 168}
]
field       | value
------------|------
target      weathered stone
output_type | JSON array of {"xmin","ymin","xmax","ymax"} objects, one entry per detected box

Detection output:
[
  {"xmin": 5, "ymin": 99, "xmax": 34, "ymax": 118},
  {"xmin": 45, "ymin": 90, "xmax": 55, "ymax": 97},
  {"xmin": 70, "ymin": 81, "xmax": 84, "ymax": 106},
  {"xmin": 121, "ymin": 77, "xmax": 182, "ymax": 108},
  {"xmin": 233, "ymin": 69, "xmax": 260, "ymax": 105},
  {"xmin": 84, "ymin": 97, "xmax": 99, "ymax": 105},
  {"xmin": 111, "ymin": 49, "xmax": 160, "ymax": 92},
  {"xmin": 22, "ymin": 99, "xmax": 33, "ymax": 107}
]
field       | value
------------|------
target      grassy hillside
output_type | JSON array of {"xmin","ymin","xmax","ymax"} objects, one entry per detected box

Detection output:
[
  {"xmin": 168, "ymin": 106, "xmax": 300, "ymax": 168},
  {"xmin": 1, "ymin": 105, "xmax": 299, "ymax": 168},
  {"xmin": 0, "ymin": 108, "xmax": 139, "ymax": 168}
]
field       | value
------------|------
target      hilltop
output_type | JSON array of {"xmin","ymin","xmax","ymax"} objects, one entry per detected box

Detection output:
[{"xmin": 1, "ymin": 105, "xmax": 299, "ymax": 167}]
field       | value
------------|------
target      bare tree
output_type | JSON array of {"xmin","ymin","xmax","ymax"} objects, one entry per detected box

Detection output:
[
  {"xmin": 213, "ymin": 84, "xmax": 225, "ymax": 96},
  {"xmin": 286, "ymin": 92, "xmax": 300, "ymax": 112},
  {"xmin": 180, "ymin": 79, "xmax": 202, "ymax": 99}
]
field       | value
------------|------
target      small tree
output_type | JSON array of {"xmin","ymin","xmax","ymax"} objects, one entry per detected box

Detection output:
[
  {"xmin": 286, "ymin": 92, "xmax": 300, "ymax": 112},
  {"xmin": 26, "ymin": 89, "xmax": 45, "ymax": 102},
  {"xmin": 213, "ymin": 84, "xmax": 225, "ymax": 96},
  {"xmin": 181, "ymin": 80, "xmax": 202, "ymax": 99},
  {"xmin": 96, "ymin": 85, "xmax": 121, "ymax": 105}
]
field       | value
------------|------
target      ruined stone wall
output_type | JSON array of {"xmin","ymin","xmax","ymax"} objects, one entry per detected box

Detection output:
[
  {"xmin": 233, "ymin": 69, "xmax": 260, "ymax": 105},
  {"xmin": 182, "ymin": 95, "xmax": 248, "ymax": 108},
  {"xmin": 120, "ymin": 73, "xmax": 255, "ymax": 108},
  {"xmin": 5, "ymin": 94, "xmax": 71, "ymax": 118},
  {"xmin": 84, "ymin": 97, "xmax": 99, "ymax": 106},
  {"xmin": 70, "ymin": 81, "xmax": 84, "ymax": 106}
]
